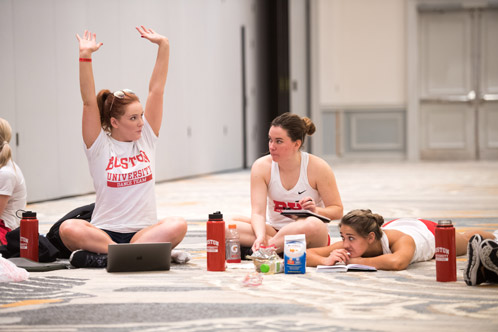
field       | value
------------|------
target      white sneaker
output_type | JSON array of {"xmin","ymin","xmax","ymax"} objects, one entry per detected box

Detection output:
[{"xmin": 171, "ymin": 250, "xmax": 191, "ymax": 264}]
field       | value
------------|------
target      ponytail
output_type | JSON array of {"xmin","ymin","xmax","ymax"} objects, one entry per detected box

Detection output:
[{"xmin": 0, "ymin": 118, "xmax": 13, "ymax": 168}]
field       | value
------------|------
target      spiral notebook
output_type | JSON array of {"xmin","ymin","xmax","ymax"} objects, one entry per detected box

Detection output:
[{"xmin": 106, "ymin": 242, "xmax": 171, "ymax": 272}]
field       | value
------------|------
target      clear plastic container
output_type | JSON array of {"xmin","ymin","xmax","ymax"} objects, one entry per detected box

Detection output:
[{"xmin": 260, "ymin": 259, "xmax": 284, "ymax": 274}]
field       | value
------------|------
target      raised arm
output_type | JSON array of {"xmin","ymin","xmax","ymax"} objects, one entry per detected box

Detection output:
[
  {"xmin": 136, "ymin": 26, "xmax": 170, "ymax": 136},
  {"xmin": 76, "ymin": 30, "xmax": 103, "ymax": 148},
  {"xmin": 250, "ymin": 157, "xmax": 271, "ymax": 252}
]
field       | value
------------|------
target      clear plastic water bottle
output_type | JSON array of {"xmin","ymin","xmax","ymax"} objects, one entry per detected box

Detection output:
[{"xmin": 226, "ymin": 224, "xmax": 241, "ymax": 263}]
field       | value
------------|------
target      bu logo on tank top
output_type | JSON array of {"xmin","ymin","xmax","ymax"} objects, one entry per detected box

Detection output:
[
  {"xmin": 273, "ymin": 200, "xmax": 302, "ymax": 212},
  {"xmin": 105, "ymin": 150, "xmax": 153, "ymax": 188}
]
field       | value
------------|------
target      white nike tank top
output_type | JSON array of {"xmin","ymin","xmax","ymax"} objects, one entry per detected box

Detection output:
[{"xmin": 266, "ymin": 152, "xmax": 324, "ymax": 230}]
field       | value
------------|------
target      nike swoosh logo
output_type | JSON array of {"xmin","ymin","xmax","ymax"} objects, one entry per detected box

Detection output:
[{"xmin": 298, "ymin": 190, "xmax": 306, "ymax": 195}]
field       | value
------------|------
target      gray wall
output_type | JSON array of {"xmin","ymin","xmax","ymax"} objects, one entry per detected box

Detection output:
[{"xmin": 1, "ymin": 0, "xmax": 267, "ymax": 202}]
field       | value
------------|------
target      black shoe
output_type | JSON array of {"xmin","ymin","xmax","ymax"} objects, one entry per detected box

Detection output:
[
  {"xmin": 70, "ymin": 250, "xmax": 107, "ymax": 268},
  {"xmin": 480, "ymin": 239, "xmax": 498, "ymax": 279},
  {"xmin": 240, "ymin": 246, "xmax": 253, "ymax": 260},
  {"xmin": 464, "ymin": 235, "xmax": 486, "ymax": 286}
]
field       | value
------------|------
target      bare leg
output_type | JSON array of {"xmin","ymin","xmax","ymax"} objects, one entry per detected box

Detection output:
[
  {"xmin": 456, "ymin": 230, "xmax": 496, "ymax": 256},
  {"xmin": 59, "ymin": 219, "xmax": 114, "ymax": 253},
  {"xmin": 268, "ymin": 217, "xmax": 329, "ymax": 253},
  {"xmin": 132, "ymin": 217, "xmax": 188, "ymax": 249}
]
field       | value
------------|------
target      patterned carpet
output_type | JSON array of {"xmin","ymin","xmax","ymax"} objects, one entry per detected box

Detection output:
[
  {"xmin": 1, "ymin": 163, "xmax": 498, "ymax": 331},
  {"xmin": 1, "ymin": 219, "xmax": 498, "ymax": 331}
]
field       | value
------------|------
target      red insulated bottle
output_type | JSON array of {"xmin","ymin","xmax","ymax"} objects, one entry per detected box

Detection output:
[
  {"xmin": 207, "ymin": 211, "xmax": 225, "ymax": 271},
  {"xmin": 435, "ymin": 219, "xmax": 456, "ymax": 282},
  {"xmin": 20, "ymin": 211, "xmax": 39, "ymax": 262}
]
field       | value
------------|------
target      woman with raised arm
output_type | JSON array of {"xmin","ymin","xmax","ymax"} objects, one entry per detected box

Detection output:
[
  {"xmin": 307, "ymin": 209, "xmax": 497, "ymax": 271},
  {"xmin": 232, "ymin": 112, "xmax": 343, "ymax": 255},
  {"xmin": 58, "ymin": 27, "xmax": 187, "ymax": 268}
]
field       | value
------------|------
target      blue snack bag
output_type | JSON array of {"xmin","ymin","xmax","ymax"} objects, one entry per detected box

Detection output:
[{"xmin": 284, "ymin": 234, "xmax": 306, "ymax": 274}]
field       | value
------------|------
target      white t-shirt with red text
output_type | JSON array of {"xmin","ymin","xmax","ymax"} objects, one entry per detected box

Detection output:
[
  {"xmin": 266, "ymin": 152, "xmax": 324, "ymax": 230},
  {"xmin": 0, "ymin": 160, "xmax": 27, "ymax": 230},
  {"xmin": 85, "ymin": 119, "xmax": 157, "ymax": 233}
]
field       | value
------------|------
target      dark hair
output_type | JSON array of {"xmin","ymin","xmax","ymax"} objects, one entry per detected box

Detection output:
[
  {"xmin": 270, "ymin": 112, "xmax": 316, "ymax": 149},
  {"xmin": 97, "ymin": 89, "xmax": 140, "ymax": 133},
  {"xmin": 339, "ymin": 209, "xmax": 384, "ymax": 240}
]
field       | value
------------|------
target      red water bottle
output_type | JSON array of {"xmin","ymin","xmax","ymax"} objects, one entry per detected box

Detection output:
[
  {"xmin": 435, "ymin": 219, "xmax": 456, "ymax": 282},
  {"xmin": 207, "ymin": 211, "xmax": 225, "ymax": 271},
  {"xmin": 20, "ymin": 211, "xmax": 39, "ymax": 262}
]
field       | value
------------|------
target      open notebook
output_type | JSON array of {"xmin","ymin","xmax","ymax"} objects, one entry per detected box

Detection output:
[
  {"xmin": 106, "ymin": 242, "xmax": 171, "ymax": 272},
  {"xmin": 316, "ymin": 264, "xmax": 377, "ymax": 272}
]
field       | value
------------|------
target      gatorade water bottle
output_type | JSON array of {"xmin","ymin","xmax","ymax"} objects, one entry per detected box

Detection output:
[
  {"xmin": 207, "ymin": 211, "xmax": 226, "ymax": 271},
  {"xmin": 20, "ymin": 211, "xmax": 39, "ymax": 262},
  {"xmin": 435, "ymin": 220, "xmax": 456, "ymax": 282},
  {"xmin": 226, "ymin": 224, "xmax": 241, "ymax": 263}
]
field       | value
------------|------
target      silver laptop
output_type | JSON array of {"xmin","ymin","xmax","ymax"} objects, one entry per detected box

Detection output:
[{"xmin": 106, "ymin": 242, "xmax": 171, "ymax": 272}]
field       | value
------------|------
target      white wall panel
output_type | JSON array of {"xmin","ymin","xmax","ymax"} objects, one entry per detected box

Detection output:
[
  {"xmin": 0, "ymin": 0, "xmax": 16, "ymax": 161},
  {"xmin": 317, "ymin": 0, "xmax": 406, "ymax": 106},
  {"xmin": 13, "ymin": 0, "xmax": 60, "ymax": 201},
  {"xmin": 2, "ymin": 0, "xmax": 259, "ymax": 202}
]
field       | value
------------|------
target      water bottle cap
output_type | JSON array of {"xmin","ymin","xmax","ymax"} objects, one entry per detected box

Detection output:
[
  {"xmin": 22, "ymin": 211, "xmax": 37, "ymax": 218},
  {"xmin": 228, "ymin": 224, "xmax": 236, "ymax": 229},
  {"xmin": 260, "ymin": 264, "xmax": 270, "ymax": 273},
  {"xmin": 209, "ymin": 211, "xmax": 223, "ymax": 219},
  {"xmin": 438, "ymin": 219, "xmax": 453, "ymax": 226}
]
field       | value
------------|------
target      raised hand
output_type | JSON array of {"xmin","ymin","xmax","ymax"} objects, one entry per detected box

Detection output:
[
  {"xmin": 136, "ymin": 25, "xmax": 168, "ymax": 45},
  {"xmin": 76, "ymin": 30, "xmax": 103, "ymax": 56}
]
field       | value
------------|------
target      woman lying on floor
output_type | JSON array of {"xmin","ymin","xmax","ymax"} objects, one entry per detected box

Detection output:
[{"xmin": 306, "ymin": 209, "xmax": 497, "ymax": 271}]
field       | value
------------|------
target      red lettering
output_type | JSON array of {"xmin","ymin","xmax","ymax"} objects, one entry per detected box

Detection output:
[
  {"xmin": 141, "ymin": 150, "xmax": 150, "ymax": 162},
  {"xmin": 273, "ymin": 200, "xmax": 302, "ymax": 212},
  {"xmin": 287, "ymin": 202, "xmax": 301, "ymax": 210},
  {"xmin": 274, "ymin": 201, "xmax": 287, "ymax": 213},
  {"xmin": 106, "ymin": 157, "xmax": 114, "ymax": 171},
  {"xmin": 105, "ymin": 152, "xmax": 151, "ymax": 171}
]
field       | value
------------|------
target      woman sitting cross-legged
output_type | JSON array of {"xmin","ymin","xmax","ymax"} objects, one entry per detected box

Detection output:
[{"xmin": 58, "ymin": 27, "xmax": 187, "ymax": 268}]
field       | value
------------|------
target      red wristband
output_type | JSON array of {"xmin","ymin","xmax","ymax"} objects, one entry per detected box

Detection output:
[{"xmin": 79, "ymin": 58, "xmax": 92, "ymax": 62}]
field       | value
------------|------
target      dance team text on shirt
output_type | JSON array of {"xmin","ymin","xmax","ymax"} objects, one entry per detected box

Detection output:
[{"xmin": 105, "ymin": 150, "xmax": 152, "ymax": 188}]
